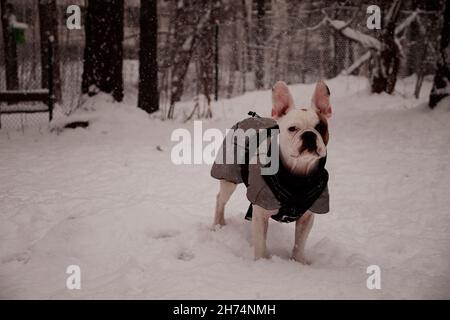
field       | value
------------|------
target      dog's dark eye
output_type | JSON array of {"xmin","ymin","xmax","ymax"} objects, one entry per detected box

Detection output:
[
  {"xmin": 315, "ymin": 122, "xmax": 325, "ymax": 135},
  {"xmin": 288, "ymin": 126, "xmax": 297, "ymax": 132}
]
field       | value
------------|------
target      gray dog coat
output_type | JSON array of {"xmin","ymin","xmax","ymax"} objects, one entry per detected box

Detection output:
[{"xmin": 211, "ymin": 116, "xmax": 330, "ymax": 223}]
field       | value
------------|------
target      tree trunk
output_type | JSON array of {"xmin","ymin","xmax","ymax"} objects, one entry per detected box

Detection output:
[
  {"xmin": 405, "ymin": 21, "xmax": 421, "ymax": 76},
  {"xmin": 429, "ymin": 0, "xmax": 450, "ymax": 108},
  {"xmin": 329, "ymin": 6, "xmax": 346, "ymax": 78},
  {"xmin": 81, "ymin": 0, "xmax": 124, "ymax": 102},
  {"xmin": 240, "ymin": 0, "xmax": 250, "ymax": 93},
  {"xmin": 370, "ymin": 0, "xmax": 402, "ymax": 94},
  {"xmin": 227, "ymin": 10, "xmax": 239, "ymax": 98},
  {"xmin": 38, "ymin": 0, "xmax": 61, "ymax": 101},
  {"xmin": 214, "ymin": 19, "xmax": 219, "ymax": 102},
  {"xmin": 138, "ymin": 0, "xmax": 159, "ymax": 113},
  {"xmin": 0, "ymin": 0, "xmax": 19, "ymax": 90},
  {"xmin": 198, "ymin": 8, "xmax": 214, "ymax": 117},
  {"xmin": 254, "ymin": 0, "xmax": 266, "ymax": 90},
  {"xmin": 167, "ymin": 5, "xmax": 199, "ymax": 119}
]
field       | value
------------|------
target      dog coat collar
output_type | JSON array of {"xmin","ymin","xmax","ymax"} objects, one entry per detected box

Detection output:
[{"xmin": 245, "ymin": 137, "xmax": 329, "ymax": 223}]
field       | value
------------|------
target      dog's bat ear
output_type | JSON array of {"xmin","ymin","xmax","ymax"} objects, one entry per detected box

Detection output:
[
  {"xmin": 271, "ymin": 81, "xmax": 295, "ymax": 119},
  {"xmin": 311, "ymin": 81, "xmax": 332, "ymax": 118}
]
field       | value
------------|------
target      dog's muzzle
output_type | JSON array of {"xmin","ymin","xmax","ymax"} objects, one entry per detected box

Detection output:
[
  {"xmin": 293, "ymin": 129, "xmax": 327, "ymax": 158},
  {"xmin": 300, "ymin": 131, "xmax": 317, "ymax": 152}
]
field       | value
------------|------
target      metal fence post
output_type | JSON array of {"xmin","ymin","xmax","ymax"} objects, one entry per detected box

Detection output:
[{"xmin": 48, "ymin": 35, "xmax": 54, "ymax": 122}]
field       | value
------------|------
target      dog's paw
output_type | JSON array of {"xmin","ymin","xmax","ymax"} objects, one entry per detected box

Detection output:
[
  {"xmin": 209, "ymin": 222, "xmax": 226, "ymax": 231},
  {"xmin": 254, "ymin": 251, "xmax": 271, "ymax": 260},
  {"xmin": 291, "ymin": 255, "xmax": 312, "ymax": 265}
]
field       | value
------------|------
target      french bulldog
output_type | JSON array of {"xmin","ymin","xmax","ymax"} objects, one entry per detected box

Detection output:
[{"xmin": 211, "ymin": 81, "xmax": 332, "ymax": 264}]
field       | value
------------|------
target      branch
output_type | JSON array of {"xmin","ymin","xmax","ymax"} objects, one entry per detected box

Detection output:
[
  {"xmin": 324, "ymin": 17, "xmax": 381, "ymax": 51},
  {"xmin": 395, "ymin": 10, "xmax": 420, "ymax": 36},
  {"xmin": 322, "ymin": 8, "xmax": 359, "ymax": 31},
  {"xmin": 394, "ymin": 10, "xmax": 427, "ymax": 59},
  {"xmin": 340, "ymin": 51, "xmax": 371, "ymax": 75},
  {"xmin": 395, "ymin": 37, "xmax": 405, "ymax": 58},
  {"xmin": 265, "ymin": 17, "xmax": 327, "ymax": 44},
  {"xmin": 180, "ymin": 8, "xmax": 211, "ymax": 51},
  {"xmin": 386, "ymin": 0, "xmax": 403, "ymax": 23}
]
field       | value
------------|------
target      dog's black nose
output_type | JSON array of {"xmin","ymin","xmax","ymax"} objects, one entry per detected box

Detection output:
[{"xmin": 301, "ymin": 131, "xmax": 317, "ymax": 152}]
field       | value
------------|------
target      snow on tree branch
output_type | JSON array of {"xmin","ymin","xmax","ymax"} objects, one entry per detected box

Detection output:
[
  {"xmin": 341, "ymin": 51, "xmax": 371, "ymax": 75},
  {"xmin": 324, "ymin": 17, "xmax": 381, "ymax": 51}
]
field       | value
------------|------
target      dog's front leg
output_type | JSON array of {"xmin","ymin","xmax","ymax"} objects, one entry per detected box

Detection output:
[
  {"xmin": 292, "ymin": 211, "xmax": 314, "ymax": 265},
  {"xmin": 252, "ymin": 205, "xmax": 276, "ymax": 260}
]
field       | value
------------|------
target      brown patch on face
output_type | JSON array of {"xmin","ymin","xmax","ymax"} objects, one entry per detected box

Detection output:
[
  {"xmin": 315, "ymin": 111, "xmax": 329, "ymax": 145},
  {"xmin": 300, "ymin": 108, "xmax": 308, "ymax": 111}
]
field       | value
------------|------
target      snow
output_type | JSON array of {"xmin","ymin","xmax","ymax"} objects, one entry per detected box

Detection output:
[{"xmin": 1, "ymin": 76, "xmax": 449, "ymax": 299}]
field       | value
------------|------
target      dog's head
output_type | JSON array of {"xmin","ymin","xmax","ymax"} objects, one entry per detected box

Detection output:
[{"xmin": 271, "ymin": 81, "xmax": 332, "ymax": 176}]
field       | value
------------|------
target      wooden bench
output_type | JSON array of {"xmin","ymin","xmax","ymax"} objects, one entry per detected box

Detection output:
[
  {"xmin": 0, "ymin": 90, "xmax": 54, "ymax": 129},
  {"xmin": 0, "ymin": 37, "xmax": 55, "ymax": 128}
]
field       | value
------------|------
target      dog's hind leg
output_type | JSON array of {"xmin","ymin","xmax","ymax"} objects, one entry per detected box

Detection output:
[
  {"xmin": 212, "ymin": 180, "xmax": 237, "ymax": 228},
  {"xmin": 292, "ymin": 211, "xmax": 314, "ymax": 265}
]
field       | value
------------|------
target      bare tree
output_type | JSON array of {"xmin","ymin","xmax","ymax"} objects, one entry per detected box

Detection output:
[
  {"xmin": 82, "ymin": 0, "xmax": 124, "ymax": 102},
  {"xmin": 429, "ymin": 0, "xmax": 450, "ymax": 108},
  {"xmin": 138, "ymin": 0, "xmax": 159, "ymax": 113},
  {"xmin": 227, "ymin": 7, "xmax": 239, "ymax": 98},
  {"xmin": 197, "ymin": 1, "xmax": 216, "ymax": 118},
  {"xmin": 167, "ymin": 1, "xmax": 211, "ymax": 119},
  {"xmin": 324, "ymin": 0, "xmax": 406, "ymax": 94},
  {"xmin": 370, "ymin": 0, "xmax": 402, "ymax": 94}
]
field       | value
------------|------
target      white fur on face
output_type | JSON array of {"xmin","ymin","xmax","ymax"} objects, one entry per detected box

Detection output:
[{"xmin": 277, "ymin": 108, "xmax": 327, "ymax": 176}]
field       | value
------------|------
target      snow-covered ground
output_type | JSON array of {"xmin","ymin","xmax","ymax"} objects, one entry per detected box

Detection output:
[{"xmin": 1, "ymin": 76, "xmax": 449, "ymax": 299}]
